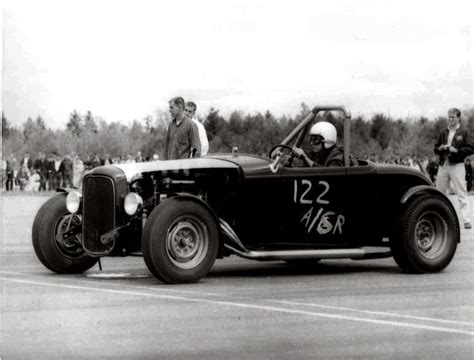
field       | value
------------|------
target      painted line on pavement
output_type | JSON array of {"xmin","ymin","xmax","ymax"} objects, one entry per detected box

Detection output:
[
  {"xmin": 2, "ymin": 276, "xmax": 473, "ymax": 336},
  {"xmin": 1, "ymin": 270, "xmax": 223, "ymax": 298},
  {"xmin": 271, "ymin": 300, "xmax": 474, "ymax": 326},
  {"xmin": 0, "ymin": 265, "xmax": 45, "ymax": 270}
]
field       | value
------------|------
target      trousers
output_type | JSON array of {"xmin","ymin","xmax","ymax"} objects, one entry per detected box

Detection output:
[{"xmin": 436, "ymin": 163, "xmax": 472, "ymax": 225}]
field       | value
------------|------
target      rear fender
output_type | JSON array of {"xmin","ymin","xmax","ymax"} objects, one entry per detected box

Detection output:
[
  {"xmin": 400, "ymin": 185, "xmax": 460, "ymax": 242},
  {"xmin": 400, "ymin": 185, "xmax": 448, "ymax": 205}
]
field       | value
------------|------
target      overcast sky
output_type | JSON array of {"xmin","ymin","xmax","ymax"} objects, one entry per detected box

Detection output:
[{"xmin": 2, "ymin": 0, "xmax": 473, "ymax": 129}]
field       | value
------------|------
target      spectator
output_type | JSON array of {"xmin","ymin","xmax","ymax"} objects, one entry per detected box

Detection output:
[
  {"xmin": 16, "ymin": 164, "xmax": 30, "ymax": 190},
  {"xmin": 400, "ymin": 155, "xmax": 410, "ymax": 166},
  {"xmin": 112, "ymin": 156, "xmax": 121, "ymax": 164},
  {"xmin": 1, "ymin": 154, "xmax": 6, "ymax": 190},
  {"xmin": 21, "ymin": 152, "xmax": 33, "ymax": 170},
  {"xmin": 164, "ymin": 96, "xmax": 201, "ymax": 160},
  {"xmin": 426, "ymin": 156, "xmax": 439, "ymax": 183},
  {"xmin": 103, "ymin": 154, "xmax": 113, "ymax": 165},
  {"xmin": 59, "ymin": 154, "xmax": 74, "ymax": 188},
  {"xmin": 420, "ymin": 155, "xmax": 429, "ymax": 173},
  {"xmin": 34, "ymin": 152, "xmax": 48, "ymax": 191},
  {"xmin": 72, "ymin": 154, "xmax": 85, "ymax": 188},
  {"xmin": 90, "ymin": 154, "xmax": 102, "ymax": 168},
  {"xmin": 393, "ymin": 154, "xmax": 401, "ymax": 165},
  {"xmin": 369, "ymin": 153, "xmax": 379, "ymax": 163},
  {"xmin": 434, "ymin": 107, "xmax": 473, "ymax": 229},
  {"xmin": 135, "ymin": 151, "xmax": 144, "ymax": 162},
  {"xmin": 13, "ymin": 159, "xmax": 21, "ymax": 190},
  {"xmin": 185, "ymin": 101, "xmax": 209, "ymax": 156},
  {"xmin": 45, "ymin": 153, "xmax": 53, "ymax": 190},
  {"xmin": 49, "ymin": 154, "xmax": 59, "ymax": 190},
  {"xmin": 125, "ymin": 154, "xmax": 136, "ymax": 164},
  {"xmin": 384, "ymin": 155, "xmax": 395, "ymax": 164},
  {"xmin": 26, "ymin": 169, "xmax": 41, "ymax": 191},
  {"xmin": 52, "ymin": 153, "xmax": 63, "ymax": 190},
  {"xmin": 5, "ymin": 155, "xmax": 14, "ymax": 191}
]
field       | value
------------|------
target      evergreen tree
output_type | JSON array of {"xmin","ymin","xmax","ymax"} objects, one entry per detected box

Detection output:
[
  {"xmin": 66, "ymin": 110, "xmax": 83, "ymax": 137},
  {"xmin": 2, "ymin": 112, "xmax": 10, "ymax": 138},
  {"xmin": 370, "ymin": 113, "xmax": 392, "ymax": 150},
  {"xmin": 35, "ymin": 115, "xmax": 46, "ymax": 130},
  {"xmin": 205, "ymin": 108, "xmax": 226, "ymax": 141},
  {"xmin": 23, "ymin": 117, "xmax": 35, "ymax": 140},
  {"xmin": 84, "ymin": 111, "xmax": 98, "ymax": 133}
]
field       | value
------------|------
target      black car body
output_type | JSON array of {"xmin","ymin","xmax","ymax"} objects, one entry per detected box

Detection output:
[{"xmin": 32, "ymin": 106, "xmax": 460, "ymax": 283}]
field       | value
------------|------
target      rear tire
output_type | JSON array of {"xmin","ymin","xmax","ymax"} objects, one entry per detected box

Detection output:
[
  {"xmin": 390, "ymin": 195, "xmax": 459, "ymax": 273},
  {"xmin": 32, "ymin": 193, "xmax": 97, "ymax": 273},
  {"xmin": 142, "ymin": 198, "xmax": 219, "ymax": 284}
]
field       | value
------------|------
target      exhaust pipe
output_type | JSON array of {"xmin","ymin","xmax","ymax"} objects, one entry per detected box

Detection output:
[
  {"xmin": 220, "ymin": 218, "xmax": 370, "ymax": 261},
  {"xmin": 225, "ymin": 244, "xmax": 365, "ymax": 261}
]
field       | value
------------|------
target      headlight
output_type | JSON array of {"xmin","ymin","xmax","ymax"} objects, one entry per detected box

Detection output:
[
  {"xmin": 124, "ymin": 193, "xmax": 143, "ymax": 216},
  {"xmin": 66, "ymin": 191, "xmax": 82, "ymax": 214}
]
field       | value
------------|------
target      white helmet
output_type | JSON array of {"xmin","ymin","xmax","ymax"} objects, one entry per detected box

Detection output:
[{"xmin": 310, "ymin": 121, "xmax": 337, "ymax": 149}]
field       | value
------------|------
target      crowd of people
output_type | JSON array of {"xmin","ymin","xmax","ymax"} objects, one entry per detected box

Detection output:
[{"xmin": 0, "ymin": 151, "xmax": 158, "ymax": 192}]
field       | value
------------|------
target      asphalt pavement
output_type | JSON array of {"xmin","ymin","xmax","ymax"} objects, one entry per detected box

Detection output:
[{"xmin": 1, "ymin": 194, "xmax": 473, "ymax": 359}]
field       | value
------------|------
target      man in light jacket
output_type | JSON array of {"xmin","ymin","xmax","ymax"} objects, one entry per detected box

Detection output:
[{"xmin": 185, "ymin": 101, "xmax": 209, "ymax": 156}]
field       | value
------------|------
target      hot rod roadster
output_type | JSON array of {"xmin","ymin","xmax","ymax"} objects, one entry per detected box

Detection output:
[{"xmin": 32, "ymin": 106, "xmax": 460, "ymax": 283}]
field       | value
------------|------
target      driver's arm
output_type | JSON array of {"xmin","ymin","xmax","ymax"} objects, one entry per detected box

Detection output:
[{"xmin": 293, "ymin": 146, "xmax": 314, "ymax": 167}]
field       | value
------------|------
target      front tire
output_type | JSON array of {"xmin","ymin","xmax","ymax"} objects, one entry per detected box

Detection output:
[
  {"xmin": 390, "ymin": 195, "xmax": 459, "ymax": 273},
  {"xmin": 32, "ymin": 193, "xmax": 97, "ymax": 273},
  {"xmin": 142, "ymin": 198, "xmax": 219, "ymax": 284}
]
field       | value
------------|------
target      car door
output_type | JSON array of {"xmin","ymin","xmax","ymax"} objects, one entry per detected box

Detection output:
[
  {"xmin": 231, "ymin": 164, "xmax": 288, "ymax": 249},
  {"xmin": 279, "ymin": 165, "xmax": 353, "ymax": 247}
]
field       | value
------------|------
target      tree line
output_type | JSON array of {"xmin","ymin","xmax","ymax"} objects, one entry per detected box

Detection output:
[{"xmin": 2, "ymin": 104, "xmax": 474, "ymax": 161}]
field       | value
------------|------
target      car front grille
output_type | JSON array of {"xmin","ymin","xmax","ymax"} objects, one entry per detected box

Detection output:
[{"xmin": 82, "ymin": 175, "xmax": 116, "ymax": 254}]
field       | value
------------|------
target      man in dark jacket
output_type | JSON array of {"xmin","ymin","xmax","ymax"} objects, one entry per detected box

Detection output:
[
  {"xmin": 33, "ymin": 152, "xmax": 48, "ymax": 191},
  {"xmin": 47, "ymin": 152, "xmax": 62, "ymax": 190},
  {"xmin": 293, "ymin": 121, "xmax": 344, "ymax": 167},
  {"xmin": 5, "ymin": 156, "xmax": 14, "ymax": 191},
  {"xmin": 46, "ymin": 153, "xmax": 57, "ymax": 190},
  {"xmin": 59, "ymin": 154, "xmax": 74, "ymax": 188},
  {"xmin": 434, "ymin": 108, "xmax": 473, "ymax": 229}
]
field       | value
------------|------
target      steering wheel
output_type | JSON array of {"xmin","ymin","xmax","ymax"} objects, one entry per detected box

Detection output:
[
  {"xmin": 269, "ymin": 144, "xmax": 295, "ymax": 173},
  {"xmin": 268, "ymin": 144, "xmax": 294, "ymax": 159}
]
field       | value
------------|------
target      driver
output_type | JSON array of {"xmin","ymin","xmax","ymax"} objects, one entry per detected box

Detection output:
[{"xmin": 293, "ymin": 121, "xmax": 344, "ymax": 167}]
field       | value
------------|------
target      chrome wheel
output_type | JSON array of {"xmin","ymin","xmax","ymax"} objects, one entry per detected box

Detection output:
[
  {"xmin": 414, "ymin": 211, "xmax": 447, "ymax": 259},
  {"xmin": 32, "ymin": 193, "xmax": 97, "ymax": 274},
  {"xmin": 391, "ymin": 195, "xmax": 458, "ymax": 273},
  {"xmin": 143, "ymin": 198, "xmax": 219, "ymax": 283},
  {"xmin": 55, "ymin": 214, "xmax": 84, "ymax": 259},
  {"xmin": 166, "ymin": 216, "xmax": 209, "ymax": 269}
]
